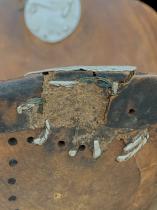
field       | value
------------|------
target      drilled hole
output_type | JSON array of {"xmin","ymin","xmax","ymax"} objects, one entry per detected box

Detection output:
[
  {"xmin": 58, "ymin": 141, "xmax": 65, "ymax": 148},
  {"xmin": 9, "ymin": 159, "xmax": 18, "ymax": 167},
  {"xmin": 8, "ymin": 138, "xmax": 17, "ymax": 146},
  {"xmin": 79, "ymin": 145, "xmax": 86, "ymax": 151},
  {"xmin": 128, "ymin": 108, "xmax": 135, "ymax": 114},
  {"xmin": 93, "ymin": 72, "xmax": 97, "ymax": 77},
  {"xmin": 8, "ymin": 178, "xmax": 16, "ymax": 185},
  {"xmin": 42, "ymin": 71, "xmax": 49, "ymax": 75},
  {"xmin": 8, "ymin": 195, "xmax": 17, "ymax": 201},
  {"xmin": 79, "ymin": 68, "xmax": 85, "ymax": 71},
  {"xmin": 27, "ymin": 137, "xmax": 34, "ymax": 144}
]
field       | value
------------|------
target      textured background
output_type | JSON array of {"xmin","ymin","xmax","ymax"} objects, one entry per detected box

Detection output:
[{"xmin": 0, "ymin": 0, "xmax": 157, "ymax": 209}]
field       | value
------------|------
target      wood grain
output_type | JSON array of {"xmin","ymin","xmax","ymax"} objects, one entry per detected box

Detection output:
[
  {"xmin": 0, "ymin": 0, "xmax": 157, "ymax": 210},
  {"xmin": 0, "ymin": 0, "xmax": 157, "ymax": 80}
]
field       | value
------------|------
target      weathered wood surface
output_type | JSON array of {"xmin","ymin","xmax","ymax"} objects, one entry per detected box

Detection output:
[
  {"xmin": 0, "ymin": 1, "xmax": 157, "ymax": 210},
  {"xmin": 0, "ymin": 0, "xmax": 157, "ymax": 80}
]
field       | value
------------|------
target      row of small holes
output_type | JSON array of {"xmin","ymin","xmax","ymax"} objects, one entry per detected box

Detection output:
[
  {"xmin": 27, "ymin": 137, "xmax": 66, "ymax": 149},
  {"xmin": 8, "ymin": 137, "xmax": 87, "ymax": 205},
  {"xmin": 57, "ymin": 141, "xmax": 86, "ymax": 151},
  {"xmin": 8, "ymin": 138, "xmax": 18, "ymax": 205},
  {"xmin": 8, "ymin": 137, "xmax": 86, "ymax": 150},
  {"xmin": 26, "ymin": 137, "xmax": 66, "ymax": 148},
  {"xmin": 26, "ymin": 137, "xmax": 86, "ymax": 151},
  {"xmin": 27, "ymin": 137, "xmax": 86, "ymax": 151},
  {"xmin": 7, "ymin": 135, "xmax": 86, "ymax": 207},
  {"xmin": 8, "ymin": 137, "xmax": 35, "ymax": 145}
]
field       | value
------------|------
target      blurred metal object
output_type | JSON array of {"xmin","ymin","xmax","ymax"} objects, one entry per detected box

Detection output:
[{"xmin": 24, "ymin": 0, "xmax": 81, "ymax": 43}]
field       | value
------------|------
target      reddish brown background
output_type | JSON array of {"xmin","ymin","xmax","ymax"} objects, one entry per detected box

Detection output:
[
  {"xmin": 0, "ymin": 0, "xmax": 157, "ymax": 80},
  {"xmin": 0, "ymin": 0, "xmax": 157, "ymax": 210}
]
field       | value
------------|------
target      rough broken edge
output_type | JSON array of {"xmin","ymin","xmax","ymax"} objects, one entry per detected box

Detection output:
[{"xmin": 25, "ymin": 66, "xmax": 137, "ymax": 76}]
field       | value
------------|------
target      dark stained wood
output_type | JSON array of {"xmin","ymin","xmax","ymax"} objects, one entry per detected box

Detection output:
[
  {"xmin": 0, "ymin": 74, "xmax": 43, "ymax": 132},
  {"xmin": 0, "ymin": 0, "xmax": 157, "ymax": 210},
  {"xmin": 107, "ymin": 75, "xmax": 157, "ymax": 129}
]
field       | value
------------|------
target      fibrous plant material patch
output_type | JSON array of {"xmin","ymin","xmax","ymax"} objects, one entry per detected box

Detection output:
[{"xmin": 30, "ymin": 72, "xmax": 109, "ymax": 133}]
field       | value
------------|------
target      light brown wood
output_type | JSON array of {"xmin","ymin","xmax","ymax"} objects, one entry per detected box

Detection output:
[
  {"xmin": 0, "ymin": 0, "xmax": 157, "ymax": 210},
  {"xmin": 0, "ymin": 0, "xmax": 157, "ymax": 80}
]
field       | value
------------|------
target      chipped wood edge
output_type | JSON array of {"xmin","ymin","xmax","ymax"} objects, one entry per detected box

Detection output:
[{"xmin": 24, "ymin": 66, "xmax": 137, "ymax": 76}]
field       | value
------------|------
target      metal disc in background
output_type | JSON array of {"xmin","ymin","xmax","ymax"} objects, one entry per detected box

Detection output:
[{"xmin": 24, "ymin": 0, "xmax": 81, "ymax": 43}]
